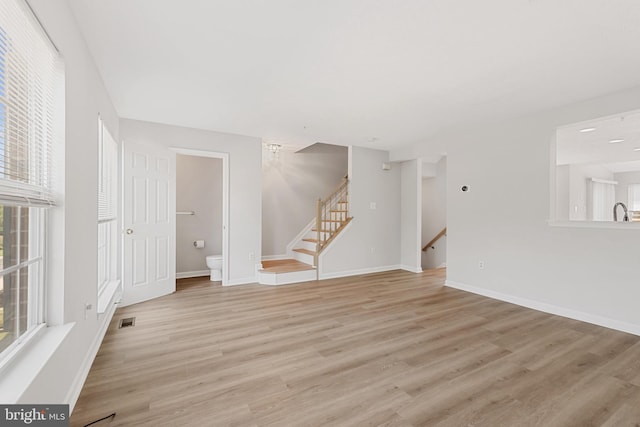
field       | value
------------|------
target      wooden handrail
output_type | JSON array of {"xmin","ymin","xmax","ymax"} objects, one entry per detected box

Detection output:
[
  {"xmin": 422, "ymin": 227, "xmax": 446, "ymax": 251},
  {"xmin": 315, "ymin": 177, "xmax": 350, "ymax": 265},
  {"xmin": 321, "ymin": 176, "xmax": 348, "ymax": 205}
]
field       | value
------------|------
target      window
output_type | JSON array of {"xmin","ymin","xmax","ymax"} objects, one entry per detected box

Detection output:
[
  {"xmin": 97, "ymin": 118, "xmax": 118, "ymax": 308},
  {"xmin": 0, "ymin": 0, "xmax": 58, "ymax": 357}
]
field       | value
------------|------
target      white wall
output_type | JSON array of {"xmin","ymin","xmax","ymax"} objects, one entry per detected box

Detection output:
[
  {"xmin": 11, "ymin": 0, "xmax": 120, "ymax": 406},
  {"xmin": 400, "ymin": 159, "xmax": 422, "ymax": 272},
  {"xmin": 422, "ymin": 157, "xmax": 447, "ymax": 269},
  {"xmin": 320, "ymin": 147, "xmax": 401, "ymax": 277},
  {"xmin": 390, "ymin": 85, "xmax": 640, "ymax": 335},
  {"xmin": 176, "ymin": 154, "xmax": 222, "ymax": 274},
  {"xmin": 262, "ymin": 144, "xmax": 347, "ymax": 257},
  {"xmin": 555, "ymin": 165, "xmax": 570, "ymax": 221},
  {"xmin": 120, "ymin": 119, "xmax": 262, "ymax": 285}
]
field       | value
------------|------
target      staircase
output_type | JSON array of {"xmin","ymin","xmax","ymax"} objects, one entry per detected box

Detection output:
[{"xmin": 258, "ymin": 177, "xmax": 352, "ymax": 285}]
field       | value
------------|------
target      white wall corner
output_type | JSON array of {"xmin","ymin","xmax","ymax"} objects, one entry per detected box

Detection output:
[{"xmin": 400, "ymin": 265, "xmax": 423, "ymax": 274}]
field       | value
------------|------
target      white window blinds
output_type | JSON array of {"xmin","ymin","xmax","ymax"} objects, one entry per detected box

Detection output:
[
  {"xmin": 0, "ymin": 0, "xmax": 58, "ymax": 206},
  {"xmin": 98, "ymin": 119, "xmax": 117, "ymax": 221}
]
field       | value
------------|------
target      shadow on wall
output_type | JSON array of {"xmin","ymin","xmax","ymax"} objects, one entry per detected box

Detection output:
[{"xmin": 262, "ymin": 143, "xmax": 348, "ymax": 257}]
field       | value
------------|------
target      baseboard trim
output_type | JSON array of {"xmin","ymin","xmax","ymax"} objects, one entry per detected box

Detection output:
[
  {"xmin": 66, "ymin": 291, "xmax": 119, "ymax": 412},
  {"xmin": 176, "ymin": 270, "xmax": 209, "ymax": 279},
  {"xmin": 445, "ymin": 280, "xmax": 640, "ymax": 337},
  {"xmin": 319, "ymin": 265, "xmax": 401, "ymax": 280},
  {"xmin": 400, "ymin": 265, "xmax": 423, "ymax": 273},
  {"xmin": 261, "ymin": 254, "xmax": 289, "ymax": 261}
]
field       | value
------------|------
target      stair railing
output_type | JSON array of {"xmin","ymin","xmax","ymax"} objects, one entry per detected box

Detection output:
[
  {"xmin": 422, "ymin": 227, "xmax": 447, "ymax": 251},
  {"xmin": 315, "ymin": 176, "xmax": 349, "ymax": 265}
]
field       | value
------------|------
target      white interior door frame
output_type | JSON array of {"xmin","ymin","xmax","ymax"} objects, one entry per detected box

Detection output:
[{"xmin": 170, "ymin": 147, "xmax": 230, "ymax": 285}]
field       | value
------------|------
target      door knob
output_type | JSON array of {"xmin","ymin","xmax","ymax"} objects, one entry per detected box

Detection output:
[{"xmin": 126, "ymin": 228, "xmax": 134, "ymax": 235}]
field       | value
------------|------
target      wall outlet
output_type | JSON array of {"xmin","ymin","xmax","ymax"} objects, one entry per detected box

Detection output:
[
  {"xmin": 369, "ymin": 202, "xmax": 377, "ymax": 210},
  {"xmin": 478, "ymin": 261, "xmax": 485, "ymax": 269},
  {"xmin": 84, "ymin": 303, "xmax": 92, "ymax": 320},
  {"xmin": 249, "ymin": 251, "xmax": 255, "ymax": 261},
  {"xmin": 370, "ymin": 247, "xmax": 376, "ymax": 253}
]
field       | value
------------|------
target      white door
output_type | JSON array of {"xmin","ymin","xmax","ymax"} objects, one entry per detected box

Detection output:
[{"xmin": 122, "ymin": 140, "xmax": 176, "ymax": 306}]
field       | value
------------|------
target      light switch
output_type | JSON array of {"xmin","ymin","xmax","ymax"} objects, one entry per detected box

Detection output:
[{"xmin": 370, "ymin": 202, "xmax": 377, "ymax": 210}]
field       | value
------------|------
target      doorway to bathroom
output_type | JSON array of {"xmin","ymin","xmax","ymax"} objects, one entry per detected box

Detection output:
[{"xmin": 172, "ymin": 148, "xmax": 229, "ymax": 285}]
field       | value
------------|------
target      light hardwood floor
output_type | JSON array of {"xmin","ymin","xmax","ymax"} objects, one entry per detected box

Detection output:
[{"xmin": 71, "ymin": 270, "xmax": 640, "ymax": 426}]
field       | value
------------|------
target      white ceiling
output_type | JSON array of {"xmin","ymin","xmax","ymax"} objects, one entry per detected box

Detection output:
[
  {"xmin": 557, "ymin": 109, "xmax": 640, "ymax": 171},
  {"xmin": 68, "ymin": 0, "xmax": 640, "ymax": 151}
]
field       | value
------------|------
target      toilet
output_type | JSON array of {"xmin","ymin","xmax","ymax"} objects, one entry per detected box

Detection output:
[{"xmin": 205, "ymin": 255, "xmax": 223, "ymax": 281}]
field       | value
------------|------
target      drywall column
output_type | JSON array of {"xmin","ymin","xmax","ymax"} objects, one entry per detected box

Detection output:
[{"xmin": 400, "ymin": 159, "xmax": 422, "ymax": 272}]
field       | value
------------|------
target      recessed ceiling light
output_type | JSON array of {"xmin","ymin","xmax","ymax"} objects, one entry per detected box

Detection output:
[
  {"xmin": 609, "ymin": 139, "xmax": 624, "ymax": 143},
  {"xmin": 634, "ymin": 147, "xmax": 640, "ymax": 152},
  {"xmin": 579, "ymin": 127, "xmax": 596, "ymax": 133}
]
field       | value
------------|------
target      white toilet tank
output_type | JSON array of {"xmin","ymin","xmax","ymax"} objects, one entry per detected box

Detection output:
[{"xmin": 206, "ymin": 255, "xmax": 223, "ymax": 282}]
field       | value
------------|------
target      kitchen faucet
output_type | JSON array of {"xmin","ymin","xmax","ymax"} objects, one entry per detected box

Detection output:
[{"xmin": 613, "ymin": 202, "xmax": 629, "ymax": 222}]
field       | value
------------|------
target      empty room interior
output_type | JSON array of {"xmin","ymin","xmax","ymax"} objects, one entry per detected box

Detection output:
[{"xmin": 1, "ymin": 1, "xmax": 640, "ymax": 426}]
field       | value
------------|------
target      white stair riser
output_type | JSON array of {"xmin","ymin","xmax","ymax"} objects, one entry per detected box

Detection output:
[
  {"xmin": 294, "ymin": 251, "xmax": 315, "ymax": 265},
  {"xmin": 258, "ymin": 269, "xmax": 316, "ymax": 285},
  {"xmin": 300, "ymin": 240, "xmax": 317, "ymax": 251}
]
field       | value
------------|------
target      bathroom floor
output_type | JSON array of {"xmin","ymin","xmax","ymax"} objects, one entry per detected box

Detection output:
[{"xmin": 176, "ymin": 276, "xmax": 216, "ymax": 291}]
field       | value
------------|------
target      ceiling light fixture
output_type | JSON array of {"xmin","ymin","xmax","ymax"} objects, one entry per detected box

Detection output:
[
  {"xmin": 634, "ymin": 147, "xmax": 640, "ymax": 152},
  {"xmin": 579, "ymin": 127, "xmax": 596, "ymax": 133},
  {"xmin": 266, "ymin": 143, "xmax": 282, "ymax": 154},
  {"xmin": 609, "ymin": 139, "xmax": 624, "ymax": 144}
]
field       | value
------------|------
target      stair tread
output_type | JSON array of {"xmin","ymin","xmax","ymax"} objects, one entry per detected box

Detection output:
[
  {"xmin": 302, "ymin": 238, "xmax": 326, "ymax": 244},
  {"xmin": 261, "ymin": 259, "xmax": 315, "ymax": 273},
  {"xmin": 330, "ymin": 210, "xmax": 348, "ymax": 212},
  {"xmin": 293, "ymin": 248, "xmax": 316, "ymax": 256}
]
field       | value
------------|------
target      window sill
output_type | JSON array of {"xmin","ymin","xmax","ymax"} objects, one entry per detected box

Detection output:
[
  {"xmin": 97, "ymin": 279, "xmax": 121, "ymax": 314},
  {"xmin": 548, "ymin": 220, "xmax": 640, "ymax": 230},
  {"xmin": 0, "ymin": 323, "xmax": 74, "ymax": 403}
]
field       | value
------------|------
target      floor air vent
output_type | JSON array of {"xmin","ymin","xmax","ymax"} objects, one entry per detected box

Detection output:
[{"xmin": 118, "ymin": 317, "xmax": 136, "ymax": 328}]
